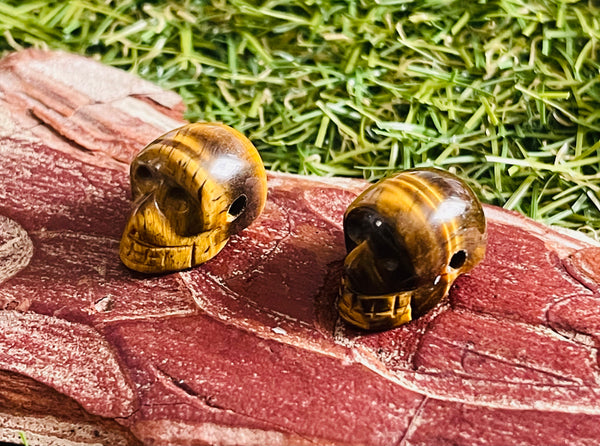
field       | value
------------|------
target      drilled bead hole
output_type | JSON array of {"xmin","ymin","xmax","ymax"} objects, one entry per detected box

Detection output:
[
  {"xmin": 228, "ymin": 195, "xmax": 247, "ymax": 218},
  {"xmin": 449, "ymin": 250, "xmax": 467, "ymax": 269}
]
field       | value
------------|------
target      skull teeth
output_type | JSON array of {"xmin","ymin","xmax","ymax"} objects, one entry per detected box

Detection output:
[
  {"xmin": 358, "ymin": 295, "xmax": 409, "ymax": 318},
  {"xmin": 394, "ymin": 295, "xmax": 402, "ymax": 314},
  {"xmin": 339, "ymin": 287, "xmax": 412, "ymax": 327},
  {"xmin": 120, "ymin": 232, "xmax": 193, "ymax": 273}
]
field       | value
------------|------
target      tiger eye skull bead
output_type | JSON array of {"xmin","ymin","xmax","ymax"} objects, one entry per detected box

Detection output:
[
  {"xmin": 338, "ymin": 168, "xmax": 487, "ymax": 331},
  {"xmin": 119, "ymin": 122, "xmax": 267, "ymax": 274}
]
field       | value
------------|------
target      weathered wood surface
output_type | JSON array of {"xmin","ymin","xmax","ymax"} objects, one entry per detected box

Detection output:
[{"xmin": 1, "ymin": 49, "xmax": 600, "ymax": 446}]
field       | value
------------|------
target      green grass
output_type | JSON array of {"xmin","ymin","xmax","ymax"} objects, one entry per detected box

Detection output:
[
  {"xmin": 0, "ymin": 0, "xmax": 599, "ymax": 237},
  {"xmin": 19, "ymin": 431, "xmax": 29, "ymax": 446}
]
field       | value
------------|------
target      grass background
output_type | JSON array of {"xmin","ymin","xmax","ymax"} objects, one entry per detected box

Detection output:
[{"xmin": 0, "ymin": 0, "xmax": 599, "ymax": 237}]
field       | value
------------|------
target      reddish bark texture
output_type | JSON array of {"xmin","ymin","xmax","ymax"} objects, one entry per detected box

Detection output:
[{"xmin": 1, "ymin": 49, "xmax": 600, "ymax": 445}]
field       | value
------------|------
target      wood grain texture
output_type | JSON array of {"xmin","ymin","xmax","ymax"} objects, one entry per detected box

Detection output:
[{"xmin": 1, "ymin": 49, "xmax": 600, "ymax": 446}]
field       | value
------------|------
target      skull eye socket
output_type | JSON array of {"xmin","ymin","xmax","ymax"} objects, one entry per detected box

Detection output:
[
  {"xmin": 344, "ymin": 207, "xmax": 417, "ymax": 295},
  {"xmin": 165, "ymin": 186, "xmax": 190, "ymax": 213},
  {"xmin": 345, "ymin": 209, "xmax": 377, "ymax": 248},
  {"xmin": 449, "ymin": 250, "xmax": 467, "ymax": 269},
  {"xmin": 166, "ymin": 186, "xmax": 187, "ymax": 201},
  {"xmin": 135, "ymin": 165, "xmax": 154, "ymax": 181},
  {"xmin": 131, "ymin": 164, "xmax": 157, "ymax": 199},
  {"xmin": 228, "ymin": 195, "xmax": 247, "ymax": 219},
  {"xmin": 344, "ymin": 208, "xmax": 395, "ymax": 251}
]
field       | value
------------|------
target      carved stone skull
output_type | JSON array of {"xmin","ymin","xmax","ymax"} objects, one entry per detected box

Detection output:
[
  {"xmin": 120, "ymin": 123, "xmax": 267, "ymax": 274},
  {"xmin": 338, "ymin": 168, "xmax": 487, "ymax": 331}
]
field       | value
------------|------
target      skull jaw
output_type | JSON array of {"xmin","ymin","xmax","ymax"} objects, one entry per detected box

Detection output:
[
  {"xmin": 119, "ymin": 231, "xmax": 229, "ymax": 274},
  {"xmin": 338, "ymin": 280, "xmax": 413, "ymax": 331}
]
